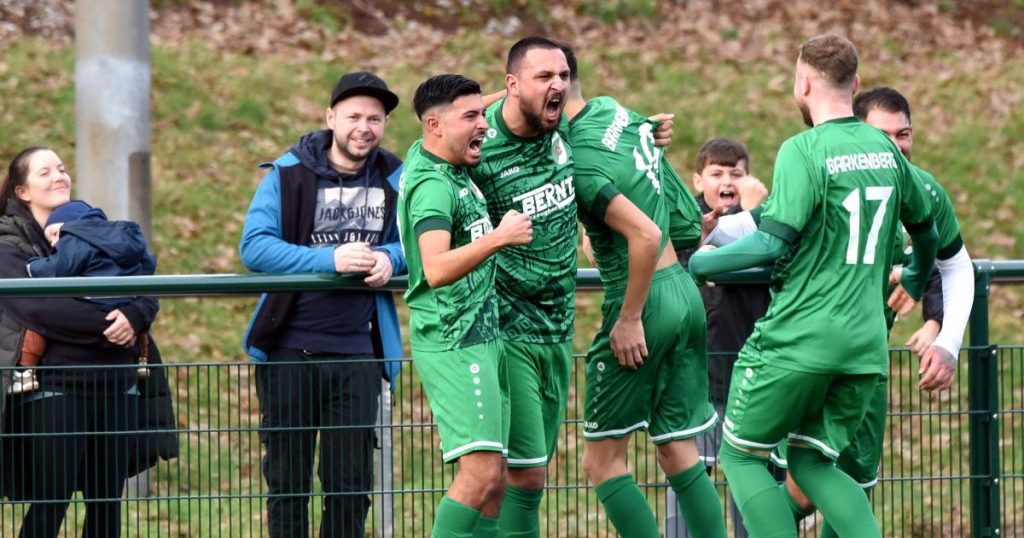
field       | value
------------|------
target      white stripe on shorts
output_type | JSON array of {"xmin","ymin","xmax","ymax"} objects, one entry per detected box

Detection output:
[
  {"xmin": 858, "ymin": 477, "xmax": 878, "ymax": 489},
  {"xmin": 769, "ymin": 451, "xmax": 788, "ymax": 468},
  {"xmin": 723, "ymin": 427, "xmax": 780, "ymax": 450},
  {"xmin": 787, "ymin": 434, "xmax": 840, "ymax": 459},
  {"xmin": 442, "ymin": 440, "xmax": 505, "ymax": 461},
  {"xmin": 650, "ymin": 412, "xmax": 719, "ymax": 443},
  {"xmin": 507, "ymin": 456, "xmax": 547, "ymax": 466},
  {"xmin": 583, "ymin": 420, "xmax": 649, "ymax": 439}
]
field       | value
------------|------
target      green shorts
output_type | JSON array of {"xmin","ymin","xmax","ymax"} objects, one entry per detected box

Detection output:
[
  {"xmin": 412, "ymin": 339, "xmax": 510, "ymax": 463},
  {"xmin": 836, "ymin": 376, "xmax": 888, "ymax": 487},
  {"xmin": 583, "ymin": 264, "xmax": 717, "ymax": 443},
  {"xmin": 504, "ymin": 339, "xmax": 573, "ymax": 468},
  {"xmin": 723, "ymin": 354, "xmax": 880, "ymax": 460}
]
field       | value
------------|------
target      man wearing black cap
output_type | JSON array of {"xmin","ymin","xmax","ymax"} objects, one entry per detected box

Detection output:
[{"xmin": 240, "ymin": 71, "xmax": 405, "ymax": 538}]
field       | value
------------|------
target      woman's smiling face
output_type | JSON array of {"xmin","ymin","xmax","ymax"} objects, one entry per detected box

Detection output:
[{"xmin": 16, "ymin": 149, "xmax": 72, "ymax": 213}]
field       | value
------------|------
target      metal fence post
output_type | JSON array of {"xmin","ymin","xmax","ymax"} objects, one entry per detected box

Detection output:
[
  {"xmin": 968, "ymin": 260, "xmax": 1000, "ymax": 537},
  {"xmin": 375, "ymin": 379, "xmax": 394, "ymax": 537}
]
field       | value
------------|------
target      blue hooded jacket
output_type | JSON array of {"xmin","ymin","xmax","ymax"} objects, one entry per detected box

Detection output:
[
  {"xmin": 27, "ymin": 208, "xmax": 157, "ymax": 279},
  {"xmin": 239, "ymin": 130, "xmax": 406, "ymax": 388}
]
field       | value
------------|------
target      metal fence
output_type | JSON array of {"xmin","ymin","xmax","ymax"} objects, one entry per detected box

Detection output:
[{"xmin": 0, "ymin": 260, "xmax": 1019, "ymax": 537}]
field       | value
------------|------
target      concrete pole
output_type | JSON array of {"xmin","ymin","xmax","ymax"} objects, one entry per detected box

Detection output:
[{"xmin": 75, "ymin": 0, "xmax": 151, "ymax": 238}]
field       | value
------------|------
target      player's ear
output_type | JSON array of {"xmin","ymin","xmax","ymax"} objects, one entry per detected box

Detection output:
[
  {"xmin": 851, "ymin": 74, "xmax": 861, "ymax": 97},
  {"xmin": 505, "ymin": 73, "xmax": 519, "ymax": 98},
  {"xmin": 424, "ymin": 114, "xmax": 443, "ymax": 137}
]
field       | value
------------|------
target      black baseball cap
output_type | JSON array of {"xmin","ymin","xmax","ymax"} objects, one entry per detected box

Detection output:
[{"xmin": 329, "ymin": 71, "xmax": 399, "ymax": 114}]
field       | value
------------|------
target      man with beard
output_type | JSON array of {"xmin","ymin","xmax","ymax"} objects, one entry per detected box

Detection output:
[
  {"xmin": 468, "ymin": 37, "xmax": 579, "ymax": 537},
  {"xmin": 240, "ymin": 72, "xmax": 405, "ymax": 537},
  {"xmin": 689, "ymin": 34, "xmax": 938, "ymax": 537},
  {"xmin": 399, "ymin": 74, "xmax": 534, "ymax": 538},
  {"xmin": 561, "ymin": 46, "xmax": 728, "ymax": 537},
  {"xmin": 473, "ymin": 38, "xmax": 677, "ymax": 537}
]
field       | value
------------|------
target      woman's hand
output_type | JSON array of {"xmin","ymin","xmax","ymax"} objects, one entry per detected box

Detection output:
[{"xmin": 104, "ymin": 309, "xmax": 137, "ymax": 347}]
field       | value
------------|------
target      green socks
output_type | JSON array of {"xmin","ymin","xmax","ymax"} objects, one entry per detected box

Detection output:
[
  {"xmin": 787, "ymin": 446, "xmax": 880, "ymax": 538},
  {"xmin": 474, "ymin": 515, "xmax": 499, "ymax": 538},
  {"xmin": 496, "ymin": 485, "xmax": 543, "ymax": 537},
  {"xmin": 779, "ymin": 483, "xmax": 815, "ymax": 522},
  {"xmin": 433, "ymin": 496, "xmax": 481, "ymax": 538},
  {"xmin": 820, "ymin": 486, "xmax": 874, "ymax": 538},
  {"xmin": 667, "ymin": 463, "xmax": 727, "ymax": 538},
  {"xmin": 594, "ymin": 474, "xmax": 660, "ymax": 538},
  {"xmin": 718, "ymin": 442, "xmax": 797, "ymax": 537}
]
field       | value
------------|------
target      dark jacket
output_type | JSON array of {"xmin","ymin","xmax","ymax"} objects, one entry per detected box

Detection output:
[
  {"xmin": 239, "ymin": 130, "xmax": 406, "ymax": 388},
  {"xmin": 0, "ymin": 201, "xmax": 158, "ymax": 374},
  {"xmin": 677, "ymin": 195, "xmax": 772, "ymax": 402},
  {"xmin": 27, "ymin": 209, "xmax": 156, "ymax": 279}
]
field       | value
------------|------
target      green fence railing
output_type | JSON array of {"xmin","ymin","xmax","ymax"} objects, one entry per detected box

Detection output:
[{"xmin": 0, "ymin": 259, "xmax": 1019, "ymax": 536}]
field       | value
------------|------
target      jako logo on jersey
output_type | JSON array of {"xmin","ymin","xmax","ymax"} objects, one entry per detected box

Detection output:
[
  {"xmin": 513, "ymin": 176, "xmax": 575, "ymax": 217},
  {"xmin": 500, "ymin": 166, "xmax": 521, "ymax": 178},
  {"xmin": 466, "ymin": 217, "xmax": 493, "ymax": 241},
  {"xmin": 602, "ymin": 104, "xmax": 630, "ymax": 151},
  {"xmin": 584, "ymin": 421, "xmax": 598, "ymax": 429},
  {"xmin": 826, "ymin": 152, "xmax": 898, "ymax": 175},
  {"xmin": 551, "ymin": 133, "xmax": 569, "ymax": 165}
]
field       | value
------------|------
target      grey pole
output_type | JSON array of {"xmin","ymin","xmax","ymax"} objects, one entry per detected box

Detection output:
[{"xmin": 75, "ymin": 0, "xmax": 152, "ymax": 238}]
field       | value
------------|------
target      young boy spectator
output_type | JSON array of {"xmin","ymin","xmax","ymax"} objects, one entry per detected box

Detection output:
[
  {"xmin": 672, "ymin": 139, "xmax": 772, "ymax": 537},
  {"xmin": 11, "ymin": 199, "xmax": 156, "ymax": 393}
]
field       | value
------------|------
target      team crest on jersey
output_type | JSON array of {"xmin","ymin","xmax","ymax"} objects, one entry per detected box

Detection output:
[{"xmin": 551, "ymin": 133, "xmax": 569, "ymax": 165}]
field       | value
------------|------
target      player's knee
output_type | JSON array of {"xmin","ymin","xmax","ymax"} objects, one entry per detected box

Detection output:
[{"xmin": 508, "ymin": 466, "xmax": 546, "ymax": 491}]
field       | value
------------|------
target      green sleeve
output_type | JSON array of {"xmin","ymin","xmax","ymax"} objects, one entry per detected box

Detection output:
[
  {"xmin": 688, "ymin": 229, "xmax": 791, "ymax": 282},
  {"xmin": 407, "ymin": 175, "xmax": 454, "ymax": 236},
  {"xmin": 898, "ymin": 156, "xmax": 933, "ymax": 228},
  {"xmin": 573, "ymin": 146, "xmax": 621, "ymax": 222},
  {"xmin": 902, "ymin": 222, "xmax": 938, "ymax": 300},
  {"xmin": 760, "ymin": 138, "xmax": 820, "ymax": 233},
  {"xmin": 661, "ymin": 158, "xmax": 702, "ymax": 249}
]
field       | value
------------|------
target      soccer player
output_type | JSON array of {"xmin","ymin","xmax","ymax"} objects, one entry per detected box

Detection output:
[
  {"xmin": 782, "ymin": 86, "xmax": 976, "ymax": 538},
  {"xmin": 689, "ymin": 34, "xmax": 938, "ymax": 538},
  {"xmin": 562, "ymin": 49, "xmax": 726, "ymax": 537},
  {"xmin": 398, "ymin": 74, "xmax": 533, "ymax": 538},
  {"xmin": 467, "ymin": 37, "xmax": 577, "ymax": 537}
]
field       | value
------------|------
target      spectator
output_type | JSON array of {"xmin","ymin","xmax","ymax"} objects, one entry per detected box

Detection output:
[
  {"xmin": 240, "ymin": 71, "xmax": 405, "ymax": 538},
  {"xmin": 673, "ymin": 138, "xmax": 772, "ymax": 537},
  {"xmin": 0, "ymin": 146, "xmax": 159, "ymax": 537}
]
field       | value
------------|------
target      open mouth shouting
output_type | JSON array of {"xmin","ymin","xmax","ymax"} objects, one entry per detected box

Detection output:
[
  {"xmin": 544, "ymin": 93, "xmax": 563, "ymax": 124},
  {"xmin": 718, "ymin": 187, "xmax": 737, "ymax": 207},
  {"xmin": 465, "ymin": 131, "xmax": 486, "ymax": 165}
]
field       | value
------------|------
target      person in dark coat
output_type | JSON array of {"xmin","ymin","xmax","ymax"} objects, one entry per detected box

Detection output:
[{"xmin": 0, "ymin": 147, "xmax": 162, "ymax": 537}]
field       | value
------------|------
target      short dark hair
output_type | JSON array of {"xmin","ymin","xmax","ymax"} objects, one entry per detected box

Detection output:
[
  {"xmin": 695, "ymin": 138, "xmax": 750, "ymax": 173},
  {"xmin": 798, "ymin": 33, "xmax": 858, "ymax": 88},
  {"xmin": 854, "ymin": 86, "xmax": 912, "ymax": 124},
  {"xmin": 506, "ymin": 36, "xmax": 565, "ymax": 75},
  {"xmin": 1, "ymin": 146, "xmax": 49, "ymax": 212},
  {"xmin": 555, "ymin": 40, "xmax": 578, "ymax": 83},
  {"xmin": 413, "ymin": 74, "xmax": 482, "ymax": 120}
]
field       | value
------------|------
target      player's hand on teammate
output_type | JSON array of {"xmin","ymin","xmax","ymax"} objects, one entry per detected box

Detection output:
[
  {"xmin": 610, "ymin": 317, "xmax": 648, "ymax": 370},
  {"xmin": 918, "ymin": 345, "xmax": 957, "ymax": 392},
  {"xmin": 364, "ymin": 250, "xmax": 394, "ymax": 287},
  {"xmin": 496, "ymin": 209, "xmax": 533, "ymax": 246},
  {"xmin": 739, "ymin": 176, "xmax": 769, "ymax": 210},
  {"xmin": 906, "ymin": 319, "xmax": 940, "ymax": 356},
  {"xmin": 648, "ymin": 113, "xmax": 675, "ymax": 147},
  {"xmin": 887, "ymin": 267, "xmax": 918, "ymax": 316},
  {"xmin": 334, "ymin": 241, "xmax": 376, "ymax": 273}
]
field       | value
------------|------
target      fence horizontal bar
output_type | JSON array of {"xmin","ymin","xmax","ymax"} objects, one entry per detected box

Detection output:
[{"xmin": 0, "ymin": 259, "xmax": 1018, "ymax": 297}]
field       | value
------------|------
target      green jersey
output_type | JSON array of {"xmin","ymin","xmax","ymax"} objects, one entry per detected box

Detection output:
[
  {"xmin": 469, "ymin": 98, "xmax": 577, "ymax": 344},
  {"xmin": 571, "ymin": 96, "xmax": 696, "ymax": 287},
  {"xmin": 749, "ymin": 117, "xmax": 932, "ymax": 375},
  {"xmin": 398, "ymin": 140, "xmax": 500, "ymax": 352},
  {"xmin": 912, "ymin": 163, "xmax": 963, "ymax": 258}
]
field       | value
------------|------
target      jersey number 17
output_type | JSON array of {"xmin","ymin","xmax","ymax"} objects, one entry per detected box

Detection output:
[{"xmin": 841, "ymin": 186, "xmax": 893, "ymax": 265}]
